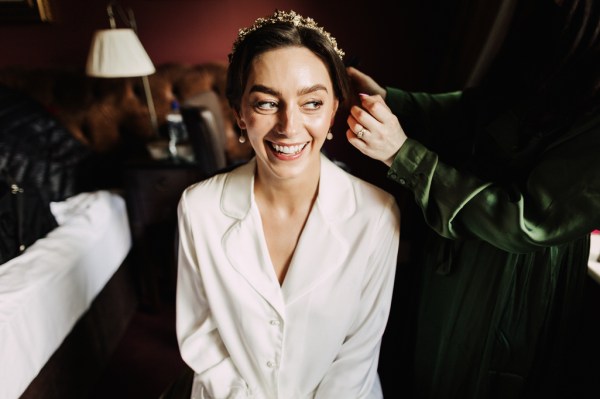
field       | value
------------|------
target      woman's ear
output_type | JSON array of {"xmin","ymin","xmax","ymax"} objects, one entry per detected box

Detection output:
[
  {"xmin": 233, "ymin": 109, "xmax": 247, "ymax": 130},
  {"xmin": 330, "ymin": 99, "xmax": 339, "ymax": 125}
]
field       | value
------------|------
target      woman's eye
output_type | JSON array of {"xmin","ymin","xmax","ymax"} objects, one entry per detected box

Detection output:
[
  {"xmin": 255, "ymin": 101, "xmax": 278, "ymax": 111},
  {"xmin": 304, "ymin": 100, "xmax": 323, "ymax": 110}
]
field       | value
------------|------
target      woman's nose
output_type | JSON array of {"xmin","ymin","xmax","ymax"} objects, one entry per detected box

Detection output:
[{"xmin": 276, "ymin": 106, "xmax": 299, "ymax": 136}]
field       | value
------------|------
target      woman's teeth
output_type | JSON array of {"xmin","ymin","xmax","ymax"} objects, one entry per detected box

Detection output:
[{"xmin": 271, "ymin": 143, "xmax": 307, "ymax": 155}]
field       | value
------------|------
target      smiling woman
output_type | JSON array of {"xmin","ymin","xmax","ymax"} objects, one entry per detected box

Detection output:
[
  {"xmin": 236, "ymin": 47, "xmax": 337, "ymax": 194},
  {"xmin": 171, "ymin": 9, "xmax": 401, "ymax": 399}
]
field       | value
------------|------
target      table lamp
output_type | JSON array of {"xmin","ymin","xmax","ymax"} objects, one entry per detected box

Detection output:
[{"xmin": 86, "ymin": 0, "xmax": 158, "ymax": 133}]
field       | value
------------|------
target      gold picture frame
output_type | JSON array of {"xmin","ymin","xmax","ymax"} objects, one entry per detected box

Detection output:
[{"xmin": 0, "ymin": 0, "xmax": 53, "ymax": 23}]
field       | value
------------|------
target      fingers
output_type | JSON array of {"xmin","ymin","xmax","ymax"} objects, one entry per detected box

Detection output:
[
  {"xmin": 346, "ymin": 114, "xmax": 370, "ymax": 141},
  {"xmin": 347, "ymin": 107, "xmax": 377, "ymax": 140},
  {"xmin": 346, "ymin": 128, "xmax": 369, "ymax": 151},
  {"xmin": 354, "ymin": 125, "xmax": 369, "ymax": 140},
  {"xmin": 346, "ymin": 66, "xmax": 358, "ymax": 78},
  {"xmin": 350, "ymin": 94, "xmax": 389, "ymax": 127},
  {"xmin": 346, "ymin": 66, "xmax": 364, "ymax": 83},
  {"xmin": 359, "ymin": 92, "xmax": 388, "ymax": 111},
  {"xmin": 346, "ymin": 67, "xmax": 386, "ymax": 98},
  {"xmin": 346, "ymin": 126, "xmax": 380, "ymax": 161},
  {"xmin": 345, "ymin": 93, "xmax": 408, "ymax": 166}
]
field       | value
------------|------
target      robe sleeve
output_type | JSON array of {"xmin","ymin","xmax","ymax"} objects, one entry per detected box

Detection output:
[
  {"xmin": 176, "ymin": 193, "xmax": 250, "ymax": 399},
  {"xmin": 385, "ymin": 87, "xmax": 600, "ymax": 253}
]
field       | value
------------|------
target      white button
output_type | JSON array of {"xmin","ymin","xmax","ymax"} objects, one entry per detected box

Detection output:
[
  {"xmin": 266, "ymin": 361, "xmax": 275, "ymax": 368},
  {"xmin": 269, "ymin": 319, "xmax": 280, "ymax": 326}
]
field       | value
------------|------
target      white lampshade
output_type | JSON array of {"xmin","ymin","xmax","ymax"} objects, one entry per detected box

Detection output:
[{"xmin": 86, "ymin": 28, "xmax": 156, "ymax": 77}]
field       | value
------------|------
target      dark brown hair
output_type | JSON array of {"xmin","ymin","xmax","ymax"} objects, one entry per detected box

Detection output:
[{"xmin": 225, "ymin": 20, "xmax": 350, "ymax": 113}]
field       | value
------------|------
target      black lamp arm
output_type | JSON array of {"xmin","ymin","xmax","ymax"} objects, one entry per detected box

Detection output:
[{"xmin": 106, "ymin": 0, "xmax": 137, "ymax": 31}]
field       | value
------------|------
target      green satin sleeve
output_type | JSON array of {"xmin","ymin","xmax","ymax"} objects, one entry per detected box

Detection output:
[
  {"xmin": 385, "ymin": 89, "xmax": 600, "ymax": 253},
  {"xmin": 385, "ymin": 87, "xmax": 464, "ymax": 145}
]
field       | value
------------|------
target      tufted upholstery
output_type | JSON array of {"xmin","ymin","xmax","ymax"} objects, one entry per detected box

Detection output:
[
  {"xmin": 0, "ymin": 62, "xmax": 253, "ymax": 164},
  {"xmin": 147, "ymin": 62, "xmax": 253, "ymax": 164}
]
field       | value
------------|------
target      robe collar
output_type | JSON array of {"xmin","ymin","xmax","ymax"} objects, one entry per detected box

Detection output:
[
  {"xmin": 220, "ymin": 153, "xmax": 356, "ymax": 314},
  {"xmin": 220, "ymin": 153, "xmax": 355, "ymax": 222}
]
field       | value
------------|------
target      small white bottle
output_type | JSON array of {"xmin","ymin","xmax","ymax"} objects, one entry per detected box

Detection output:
[{"xmin": 166, "ymin": 100, "xmax": 193, "ymax": 162}]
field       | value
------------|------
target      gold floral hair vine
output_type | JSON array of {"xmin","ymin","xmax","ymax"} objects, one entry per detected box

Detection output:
[{"xmin": 229, "ymin": 10, "xmax": 345, "ymax": 61}]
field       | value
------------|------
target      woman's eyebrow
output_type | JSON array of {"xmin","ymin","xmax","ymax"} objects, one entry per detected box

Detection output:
[
  {"xmin": 248, "ymin": 84, "xmax": 329, "ymax": 96},
  {"xmin": 298, "ymin": 84, "xmax": 329, "ymax": 96},
  {"xmin": 249, "ymin": 84, "xmax": 280, "ymax": 96}
]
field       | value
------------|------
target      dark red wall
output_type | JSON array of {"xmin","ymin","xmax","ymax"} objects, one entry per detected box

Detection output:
[
  {"xmin": 0, "ymin": 0, "xmax": 471, "ymax": 190},
  {"xmin": 0, "ymin": 0, "xmax": 463, "ymax": 92}
]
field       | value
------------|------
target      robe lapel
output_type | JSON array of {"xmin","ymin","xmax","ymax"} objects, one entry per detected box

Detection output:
[
  {"xmin": 220, "ymin": 155, "xmax": 357, "ymax": 315},
  {"xmin": 282, "ymin": 155, "xmax": 355, "ymax": 305},
  {"xmin": 281, "ymin": 204, "xmax": 348, "ymax": 305},
  {"xmin": 220, "ymin": 159, "xmax": 286, "ymax": 316},
  {"xmin": 223, "ymin": 210, "xmax": 286, "ymax": 317}
]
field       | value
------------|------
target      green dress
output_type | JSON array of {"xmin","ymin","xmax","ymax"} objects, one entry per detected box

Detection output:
[{"xmin": 384, "ymin": 87, "xmax": 600, "ymax": 398}]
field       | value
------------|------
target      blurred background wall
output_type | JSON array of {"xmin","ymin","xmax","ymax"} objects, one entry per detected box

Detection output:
[
  {"xmin": 0, "ymin": 0, "xmax": 508, "ymax": 92},
  {"xmin": 0, "ymin": 0, "xmax": 512, "ymax": 189}
]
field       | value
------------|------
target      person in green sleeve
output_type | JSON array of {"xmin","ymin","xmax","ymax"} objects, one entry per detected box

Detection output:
[{"xmin": 345, "ymin": 0, "xmax": 600, "ymax": 398}]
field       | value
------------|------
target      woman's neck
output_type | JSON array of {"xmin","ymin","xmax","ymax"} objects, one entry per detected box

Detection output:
[{"xmin": 254, "ymin": 162, "xmax": 320, "ymax": 217}]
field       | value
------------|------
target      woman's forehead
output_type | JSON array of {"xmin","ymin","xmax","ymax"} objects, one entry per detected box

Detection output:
[{"xmin": 246, "ymin": 47, "xmax": 333, "ymax": 93}]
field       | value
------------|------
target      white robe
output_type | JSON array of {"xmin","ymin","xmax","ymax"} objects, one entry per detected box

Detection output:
[{"xmin": 176, "ymin": 154, "xmax": 400, "ymax": 399}]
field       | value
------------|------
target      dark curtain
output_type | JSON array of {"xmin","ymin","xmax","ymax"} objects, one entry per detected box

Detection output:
[{"xmin": 432, "ymin": 0, "xmax": 518, "ymax": 91}]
